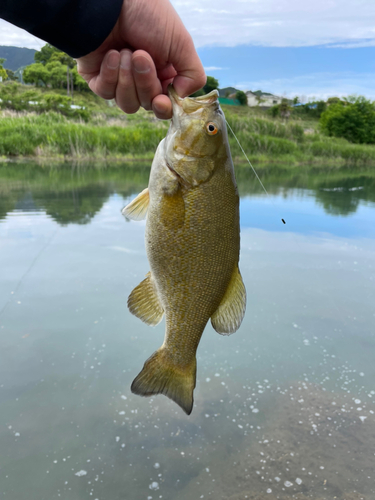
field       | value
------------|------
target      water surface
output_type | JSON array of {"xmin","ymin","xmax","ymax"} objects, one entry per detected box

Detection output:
[{"xmin": 1, "ymin": 162, "xmax": 375, "ymax": 500}]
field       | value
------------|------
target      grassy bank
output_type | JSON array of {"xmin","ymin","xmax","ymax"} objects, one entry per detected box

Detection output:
[{"xmin": 1, "ymin": 104, "xmax": 375, "ymax": 167}]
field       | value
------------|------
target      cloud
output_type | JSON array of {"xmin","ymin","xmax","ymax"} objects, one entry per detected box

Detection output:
[
  {"xmin": 172, "ymin": 0, "xmax": 375, "ymax": 48},
  {"xmin": 0, "ymin": 20, "xmax": 44, "ymax": 49},
  {"xmin": 203, "ymin": 66, "xmax": 228, "ymax": 71},
  {"xmin": 0, "ymin": 0, "xmax": 374, "ymax": 50},
  {"xmin": 235, "ymin": 72, "xmax": 375, "ymax": 101}
]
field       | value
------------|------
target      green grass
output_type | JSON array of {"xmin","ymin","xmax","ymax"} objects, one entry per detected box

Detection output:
[
  {"xmin": 0, "ymin": 112, "xmax": 167, "ymax": 158},
  {"xmin": 1, "ymin": 86, "xmax": 375, "ymax": 167}
]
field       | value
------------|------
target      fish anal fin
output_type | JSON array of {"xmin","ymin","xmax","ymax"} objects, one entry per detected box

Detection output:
[
  {"xmin": 211, "ymin": 266, "xmax": 246, "ymax": 335},
  {"xmin": 131, "ymin": 348, "xmax": 196, "ymax": 415},
  {"xmin": 128, "ymin": 272, "xmax": 164, "ymax": 326},
  {"xmin": 122, "ymin": 188, "xmax": 149, "ymax": 221}
]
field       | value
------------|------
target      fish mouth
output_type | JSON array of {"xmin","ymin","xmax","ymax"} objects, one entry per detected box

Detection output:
[{"xmin": 168, "ymin": 85, "xmax": 219, "ymax": 114}]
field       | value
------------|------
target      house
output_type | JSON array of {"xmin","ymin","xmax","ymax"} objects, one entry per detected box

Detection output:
[{"xmin": 246, "ymin": 90, "xmax": 283, "ymax": 108}]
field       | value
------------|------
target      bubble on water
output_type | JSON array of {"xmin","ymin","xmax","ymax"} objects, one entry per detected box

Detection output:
[
  {"xmin": 214, "ymin": 373, "xmax": 220, "ymax": 377},
  {"xmin": 274, "ymin": 476, "xmax": 281, "ymax": 482},
  {"xmin": 359, "ymin": 372, "xmax": 365, "ymax": 377},
  {"xmin": 149, "ymin": 481, "xmax": 159, "ymax": 490},
  {"xmin": 267, "ymin": 488, "xmax": 272, "ymax": 493},
  {"xmin": 252, "ymin": 408, "xmax": 259, "ymax": 413},
  {"xmin": 205, "ymin": 378, "xmax": 211, "ymax": 382},
  {"xmin": 119, "ymin": 411, "xmax": 125, "ymax": 415},
  {"xmin": 359, "ymin": 416, "xmax": 367, "ymax": 422},
  {"xmin": 354, "ymin": 399, "xmax": 361, "ymax": 404},
  {"xmin": 296, "ymin": 478, "xmax": 302, "ymax": 485},
  {"xmin": 121, "ymin": 395, "xmax": 127, "ymax": 400},
  {"xmin": 75, "ymin": 470, "xmax": 87, "ymax": 477},
  {"xmin": 284, "ymin": 481, "xmax": 292, "ymax": 487},
  {"xmin": 115, "ymin": 436, "xmax": 120, "ymax": 442},
  {"xmin": 154, "ymin": 463, "xmax": 160, "ymax": 469},
  {"xmin": 14, "ymin": 432, "xmax": 20, "ymax": 437}
]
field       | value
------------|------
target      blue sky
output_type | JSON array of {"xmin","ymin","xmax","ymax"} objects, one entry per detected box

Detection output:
[
  {"xmin": 1, "ymin": 0, "xmax": 374, "ymax": 100},
  {"xmin": 198, "ymin": 45, "xmax": 375, "ymax": 100}
]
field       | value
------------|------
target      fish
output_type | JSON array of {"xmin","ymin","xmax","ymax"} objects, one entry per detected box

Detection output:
[{"xmin": 122, "ymin": 86, "xmax": 246, "ymax": 415}]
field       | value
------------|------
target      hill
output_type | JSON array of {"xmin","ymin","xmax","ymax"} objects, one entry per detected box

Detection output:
[
  {"xmin": 218, "ymin": 87, "xmax": 240, "ymax": 97},
  {"xmin": 0, "ymin": 46, "xmax": 36, "ymax": 71}
]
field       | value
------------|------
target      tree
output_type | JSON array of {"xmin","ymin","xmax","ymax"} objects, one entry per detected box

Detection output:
[
  {"xmin": 320, "ymin": 96, "xmax": 375, "ymax": 144},
  {"xmin": 0, "ymin": 58, "xmax": 7, "ymax": 81},
  {"xmin": 236, "ymin": 90, "xmax": 247, "ymax": 106},
  {"xmin": 5, "ymin": 69, "xmax": 18, "ymax": 81},
  {"xmin": 33, "ymin": 43, "xmax": 77, "ymax": 94},
  {"xmin": 34, "ymin": 43, "xmax": 59, "ymax": 65},
  {"xmin": 71, "ymin": 67, "xmax": 89, "ymax": 91},
  {"xmin": 316, "ymin": 100, "xmax": 327, "ymax": 117},
  {"xmin": 204, "ymin": 76, "xmax": 219, "ymax": 94},
  {"xmin": 327, "ymin": 97, "xmax": 341, "ymax": 106},
  {"xmin": 279, "ymin": 98, "xmax": 291, "ymax": 119},
  {"xmin": 23, "ymin": 63, "xmax": 50, "ymax": 86},
  {"xmin": 46, "ymin": 61, "xmax": 68, "ymax": 88}
]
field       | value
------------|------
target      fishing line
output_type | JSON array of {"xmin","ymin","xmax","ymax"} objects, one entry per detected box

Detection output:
[{"xmin": 226, "ymin": 119, "xmax": 286, "ymax": 225}]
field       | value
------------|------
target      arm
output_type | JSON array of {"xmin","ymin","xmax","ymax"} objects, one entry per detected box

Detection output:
[
  {"xmin": 0, "ymin": 0, "xmax": 122, "ymax": 58},
  {"xmin": 0, "ymin": 0, "xmax": 206, "ymax": 119}
]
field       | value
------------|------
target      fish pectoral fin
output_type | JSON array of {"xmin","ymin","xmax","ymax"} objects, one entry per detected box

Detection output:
[
  {"xmin": 122, "ymin": 188, "xmax": 149, "ymax": 221},
  {"xmin": 131, "ymin": 348, "xmax": 196, "ymax": 415},
  {"xmin": 128, "ymin": 272, "xmax": 164, "ymax": 326},
  {"xmin": 211, "ymin": 266, "xmax": 246, "ymax": 335}
]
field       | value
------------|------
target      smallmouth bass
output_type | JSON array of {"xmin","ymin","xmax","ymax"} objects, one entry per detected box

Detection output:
[{"xmin": 123, "ymin": 86, "xmax": 246, "ymax": 415}]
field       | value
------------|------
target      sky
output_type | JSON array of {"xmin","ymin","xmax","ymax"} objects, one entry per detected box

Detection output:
[{"xmin": 0, "ymin": 0, "xmax": 374, "ymax": 99}]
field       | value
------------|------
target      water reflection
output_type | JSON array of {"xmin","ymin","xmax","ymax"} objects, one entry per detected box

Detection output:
[
  {"xmin": 1, "ymin": 162, "xmax": 375, "ymax": 226},
  {"xmin": 0, "ymin": 161, "xmax": 375, "ymax": 500}
]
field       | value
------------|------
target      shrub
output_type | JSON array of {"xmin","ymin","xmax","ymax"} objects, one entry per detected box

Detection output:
[{"xmin": 319, "ymin": 96, "xmax": 375, "ymax": 144}]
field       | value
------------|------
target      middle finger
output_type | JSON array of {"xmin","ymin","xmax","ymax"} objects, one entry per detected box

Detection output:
[{"xmin": 132, "ymin": 50, "xmax": 163, "ymax": 111}]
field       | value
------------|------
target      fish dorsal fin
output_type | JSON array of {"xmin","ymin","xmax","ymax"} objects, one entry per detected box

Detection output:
[
  {"xmin": 128, "ymin": 272, "xmax": 164, "ymax": 326},
  {"xmin": 211, "ymin": 266, "xmax": 246, "ymax": 335},
  {"xmin": 122, "ymin": 188, "xmax": 149, "ymax": 221}
]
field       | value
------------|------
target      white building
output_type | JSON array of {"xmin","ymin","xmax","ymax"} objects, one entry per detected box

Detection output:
[{"xmin": 246, "ymin": 91, "xmax": 283, "ymax": 108}]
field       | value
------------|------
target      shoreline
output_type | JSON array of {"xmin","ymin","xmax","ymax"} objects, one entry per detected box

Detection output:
[{"xmin": 1, "ymin": 153, "xmax": 373, "ymax": 169}]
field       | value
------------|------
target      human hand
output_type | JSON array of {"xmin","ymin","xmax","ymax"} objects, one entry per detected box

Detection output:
[{"xmin": 76, "ymin": 0, "xmax": 206, "ymax": 119}]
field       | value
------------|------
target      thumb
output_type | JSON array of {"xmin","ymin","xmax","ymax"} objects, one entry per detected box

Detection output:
[{"xmin": 169, "ymin": 33, "xmax": 206, "ymax": 97}]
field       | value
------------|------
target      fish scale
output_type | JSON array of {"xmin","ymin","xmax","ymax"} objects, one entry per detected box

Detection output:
[{"xmin": 123, "ymin": 86, "xmax": 246, "ymax": 414}]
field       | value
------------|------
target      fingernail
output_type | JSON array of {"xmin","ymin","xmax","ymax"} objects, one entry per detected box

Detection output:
[
  {"xmin": 133, "ymin": 56, "xmax": 150, "ymax": 74},
  {"xmin": 107, "ymin": 52, "xmax": 119, "ymax": 70},
  {"xmin": 120, "ymin": 51, "xmax": 131, "ymax": 70}
]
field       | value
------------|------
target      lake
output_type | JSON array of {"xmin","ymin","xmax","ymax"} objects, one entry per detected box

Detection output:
[{"xmin": 1, "ymin": 161, "xmax": 375, "ymax": 500}]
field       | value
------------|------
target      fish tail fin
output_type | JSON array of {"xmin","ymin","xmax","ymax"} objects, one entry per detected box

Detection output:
[{"xmin": 131, "ymin": 348, "xmax": 196, "ymax": 415}]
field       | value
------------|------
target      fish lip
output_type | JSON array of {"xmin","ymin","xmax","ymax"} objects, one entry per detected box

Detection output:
[
  {"xmin": 168, "ymin": 85, "xmax": 182, "ymax": 106},
  {"xmin": 168, "ymin": 84, "xmax": 219, "ymax": 112}
]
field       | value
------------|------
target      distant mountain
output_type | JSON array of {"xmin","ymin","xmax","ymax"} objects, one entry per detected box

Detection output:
[
  {"xmin": 252, "ymin": 90, "xmax": 273, "ymax": 97},
  {"xmin": 218, "ymin": 87, "xmax": 240, "ymax": 97},
  {"xmin": 0, "ymin": 46, "xmax": 36, "ymax": 71}
]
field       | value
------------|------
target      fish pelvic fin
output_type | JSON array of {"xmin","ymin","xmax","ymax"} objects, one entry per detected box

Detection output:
[
  {"xmin": 131, "ymin": 348, "xmax": 196, "ymax": 415},
  {"xmin": 211, "ymin": 265, "xmax": 246, "ymax": 335},
  {"xmin": 128, "ymin": 272, "xmax": 164, "ymax": 326},
  {"xmin": 122, "ymin": 188, "xmax": 149, "ymax": 221}
]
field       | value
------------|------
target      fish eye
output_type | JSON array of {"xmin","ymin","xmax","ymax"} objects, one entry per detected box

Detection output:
[{"xmin": 206, "ymin": 122, "xmax": 218, "ymax": 135}]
